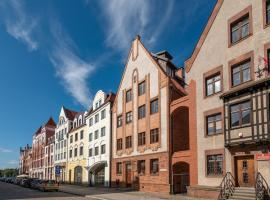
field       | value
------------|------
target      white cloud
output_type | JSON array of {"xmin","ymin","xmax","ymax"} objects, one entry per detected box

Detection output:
[
  {"xmin": 94, "ymin": 0, "xmax": 174, "ymax": 53},
  {"xmin": 50, "ymin": 22, "xmax": 94, "ymax": 108},
  {"xmin": 0, "ymin": 148, "xmax": 12, "ymax": 153},
  {"xmin": 0, "ymin": 0, "xmax": 38, "ymax": 51}
]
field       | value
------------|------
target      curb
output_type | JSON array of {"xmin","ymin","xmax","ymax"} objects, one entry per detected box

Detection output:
[{"xmin": 59, "ymin": 189, "xmax": 85, "ymax": 197}]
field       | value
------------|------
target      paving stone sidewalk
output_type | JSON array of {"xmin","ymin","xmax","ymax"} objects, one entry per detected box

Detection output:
[{"xmin": 59, "ymin": 184, "xmax": 211, "ymax": 200}]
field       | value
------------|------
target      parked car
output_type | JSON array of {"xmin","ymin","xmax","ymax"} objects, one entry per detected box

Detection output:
[
  {"xmin": 22, "ymin": 178, "xmax": 38, "ymax": 188},
  {"xmin": 30, "ymin": 179, "xmax": 42, "ymax": 189},
  {"xmin": 37, "ymin": 180, "xmax": 59, "ymax": 192}
]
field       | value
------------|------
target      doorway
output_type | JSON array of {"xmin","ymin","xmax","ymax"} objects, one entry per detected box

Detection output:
[
  {"xmin": 125, "ymin": 162, "xmax": 132, "ymax": 187},
  {"xmin": 235, "ymin": 155, "xmax": 255, "ymax": 187}
]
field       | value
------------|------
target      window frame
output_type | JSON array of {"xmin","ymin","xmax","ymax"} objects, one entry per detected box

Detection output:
[
  {"xmin": 125, "ymin": 136, "xmax": 132, "ymax": 149},
  {"xmin": 228, "ymin": 5, "xmax": 253, "ymax": 47},
  {"xmin": 228, "ymin": 51, "xmax": 254, "ymax": 89},
  {"xmin": 263, "ymin": 0, "xmax": 270, "ymax": 28},
  {"xmin": 138, "ymin": 105, "xmax": 146, "ymax": 119},
  {"xmin": 150, "ymin": 98, "xmax": 159, "ymax": 114},
  {"xmin": 126, "ymin": 111, "xmax": 133, "ymax": 124},
  {"xmin": 117, "ymin": 115, "xmax": 122, "ymax": 128},
  {"xmin": 138, "ymin": 132, "xmax": 146, "ymax": 146},
  {"xmin": 231, "ymin": 60, "xmax": 251, "ymax": 87},
  {"xmin": 126, "ymin": 89, "xmax": 132, "ymax": 103},
  {"xmin": 137, "ymin": 160, "xmax": 146, "ymax": 175},
  {"xmin": 150, "ymin": 159, "xmax": 159, "ymax": 175},
  {"xmin": 138, "ymin": 81, "xmax": 146, "ymax": 96},
  {"xmin": 206, "ymin": 113, "xmax": 222, "ymax": 136},
  {"xmin": 101, "ymin": 144, "xmax": 106, "ymax": 154},
  {"xmin": 101, "ymin": 109, "xmax": 106, "ymax": 120},
  {"xmin": 229, "ymin": 100, "xmax": 252, "ymax": 129},
  {"xmin": 117, "ymin": 138, "xmax": 122, "ymax": 151},
  {"xmin": 116, "ymin": 162, "xmax": 122, "ymax": 175},
  {"xmin": 150, "ymin": 128, "xmax": 159, "ymax": 144}
]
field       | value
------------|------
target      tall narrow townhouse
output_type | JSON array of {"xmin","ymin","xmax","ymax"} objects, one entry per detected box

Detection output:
[
  {"xmin": 31, "ymin": 118, "xmax": 56, "ymax": 179},
  {"xmin": 66, "ymin": 111, "xmax": 88, "ymax": 185},
  {"xmin": 184, "ymin": 0, "xmax": 270, "ymax": 199},
  {"xmin": 55, "ymin": 107, "xmax": 77, "ymax": 182},
  {"xmin": 44, "ymin": 135, "xmax": 55, "ymax": 180},
  {"xmin": 111, "ymin": 36, "xmax": 185, "ymax": 193},
  {"xmin": 86, "ymin": 91, "xmax": 115, "ymax": 187},
  {"xmin": 19, "ymin": 144, "xmax": 32, "ymax": 175}
]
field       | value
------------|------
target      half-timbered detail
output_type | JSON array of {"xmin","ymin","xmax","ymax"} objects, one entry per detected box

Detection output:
[{"xmin": 184, "ymin": 0, "xmax": 270, "ymax": 199}]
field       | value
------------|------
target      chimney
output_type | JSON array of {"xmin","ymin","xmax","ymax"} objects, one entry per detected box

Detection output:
[{"xmin": 156, "ymin": 51, "xmax": 173, "ymax": 61}]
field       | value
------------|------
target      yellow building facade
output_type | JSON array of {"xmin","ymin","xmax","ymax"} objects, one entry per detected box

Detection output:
[{"xmin": 66, "ymin": 111, "xmax": 89, "ymax": 185}]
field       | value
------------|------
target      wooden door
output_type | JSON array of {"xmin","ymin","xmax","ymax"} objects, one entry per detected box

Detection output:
[
  {"xmin": 235, "ymin": 156, "xmax": 255, "ymax": 187},
  {"xmin": 125, "ymin": 162, "xmax": 132, "ymax": 187}
]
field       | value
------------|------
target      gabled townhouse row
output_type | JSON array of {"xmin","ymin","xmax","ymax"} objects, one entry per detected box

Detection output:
[{"xmin": 19, "ymin": 0, "xmax": 270, "ymax": 199}]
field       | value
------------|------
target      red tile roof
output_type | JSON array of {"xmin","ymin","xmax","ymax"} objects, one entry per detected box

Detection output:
[{"xmin": 63, "ymin": 107, "xmax": 78, "ymax": 120}]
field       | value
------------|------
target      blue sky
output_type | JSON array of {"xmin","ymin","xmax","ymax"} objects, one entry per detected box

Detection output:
[{"xmin": 0, "ymin": 0, "xmax": 216, "ymax": 169}]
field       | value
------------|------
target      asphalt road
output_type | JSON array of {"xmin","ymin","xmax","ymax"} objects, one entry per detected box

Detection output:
[{"xmin": 0, "ymin": 182, "xmax": 89, "ymax": 200}]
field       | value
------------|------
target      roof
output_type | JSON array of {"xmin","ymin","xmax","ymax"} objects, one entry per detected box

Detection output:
[
  {"xmin": 44, "ymin": 117, "xmax": 56, "ymax": 127},
  {"xmin": 86, "ymin": 92, "xmax": 116, "ymax": 116},
  {"xmin": 185, "ymin": 0, "xmax": 224, "ymax": 73},
  {"xmin": 63, "ymin": 106, "xmax": 78, "ymax": 120}
]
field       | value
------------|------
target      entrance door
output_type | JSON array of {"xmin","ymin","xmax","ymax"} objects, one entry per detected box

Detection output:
[
  {"xmin": 74, "ymin": 166, "xmax": 82, "ymax": 184},
  {"xmin": 235, "ymin": 156, "xmax": 255, "ymax": 187},
  {"xmin": 125, "ymin": 162, "xmax": 132, "ymax": 187}
]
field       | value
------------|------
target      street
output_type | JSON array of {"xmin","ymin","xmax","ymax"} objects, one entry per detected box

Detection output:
[{"xmin": 0, "ymin": 182, "xmax": 88, "ymax": 200}]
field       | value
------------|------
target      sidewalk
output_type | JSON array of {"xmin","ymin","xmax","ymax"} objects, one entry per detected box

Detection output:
[{"xmin": 59, "ymin": 184, "xmax": 211, "ymax": 200}]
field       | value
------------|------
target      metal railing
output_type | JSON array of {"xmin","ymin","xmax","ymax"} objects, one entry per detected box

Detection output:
[
  {"xmin": 255, "ymin": 172, "xmax": 270, "ymax": 200},
  {"xmin": 218, "ymin": 172, "xmax": 235, "ymax": 200}
]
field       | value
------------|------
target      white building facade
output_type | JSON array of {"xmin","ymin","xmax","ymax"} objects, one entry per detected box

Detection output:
[
  {"xmin": 86, "ymin": 90, "xmax": 115, "ymax": 187},
  {"xmin": 54, "ymin": 106, "xmax": 77, "ymax": 182}
]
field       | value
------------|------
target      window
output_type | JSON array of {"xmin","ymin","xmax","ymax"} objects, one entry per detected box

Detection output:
[
  {"xmin": 74, "ymin": 148, "xmax": 78, "ymax": 157},
  {"xmin": 206, "ymin": 113, "xmax": 222, "ymax": 135},
  {"xmin": 89, "ymin": 133, "xmax": 93, "ymax": 142},
  {"xmin": 64, "ymin": 152, "xmax": 66, "ymax": 159},
  {"xmin": 101, "ymin": 109, "xmax": 106, "ymax": 119},
  {"xmin": 75, "ymin": 133, "xmax": 78, "ymax": 141},
  {"xmin": 95, "ymin": 114, "xmax": 99, "ymax": 123},
  {"xmin": 126, "ymin": 112, "xmax": 132, "ymax": 124},
  {"xmin": 101, "ymin": 144, "xmax": 106, "ymax": 154},
  {"xmin": 230, "ymin": 101, "xmax": 251, "ymax": 128},
  {"xmin": 126, "ymin": 89, "xmax": 132, "ymax": 102},
  {"xmin": 267, "ymin": 0, "xmax": 270, "ymax": 25},
  {"xmin": 88, "ymin": 148, "xmax": 92, "ymax": 157},
  {"xmin": 150, "ymin": 159, "xmax": 159, "ymax": 175},
  {"xmin": 137, "ymin": 160, "xmax": 145, "ymax": 175},
  {"xmin": 150, "ymin": 128, "xmax": 159, "ymax": 144},
  {"xmin": 95, "ymin": 146, "xmax": 99, "ymax": 156},
  {"xmin": 116, "ymin": 162, "xmax": 122, "ymax": 174},
  {"xmin": 101, "ymin": 127, "xmax": 106, "ymax": 137},
  {"xmin": 125, "ymin": 136, "xmax": 132, "ymax": 149},
  {"xmin": 89, "ymin": 118, "xmax": 93, "ymax": 126},
  {"xmin": 80, "ymin": 146, "xmax": 83, "ymax": 156},
  {"xmin": 138, "ymin": 81, "xmax": 146, "ymax": 96},
  {"xmin": 207, "ymin": 154, "xmax": 223, "ymax": 176},
  {"xmin": 117, "ymin": 138, "xmax": 122, "ymax": 150},
  {"xmin": 232, "ymin": 60, "xmax": 251, "ymax": 87},
  {"xmin": 205, "ymin": 74, "xmax": 221, "ymax": 96},
  {"xmin": 138, "ymin": 105, "xmax": 146, "ymax": 119},
  {"xmin": 64, "ymin": 140, "xmax": 66, "ymax": 147},
  {"xmin": 230, "ymin": 15, "xmax": 250, "ymax": 44},
  {"xmin": 138, "ymin": 132, "xmax": 146, "ymax": 146},
  {"xmin": 117, "ymin": 115, "xmax": 122, "ymax": 127},
  {"xmin": 150, "ymin": 99, "xmax": 158, "ymax": 114},
  {"xmin": 80, "ymin": 130, "xmax": 84, "ymax": 140},
  {"xmin": 69, "ymin": 149, "xmax": 72, "ymax": 158},
  {"xmin": 94, "ymin": 130, "xmax": 99, "ymax": 140},
  {"xmin": 70, "ymin": 135, "xmax": 73, "ymax": 144}
]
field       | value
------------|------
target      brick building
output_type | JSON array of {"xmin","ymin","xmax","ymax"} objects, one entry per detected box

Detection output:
[
  {"xmin": 19, "ymin": 144, "xmax": 32, "ymax": 175},
  {"xmin": 31, "ymin": 118, "xmax": 56, "ymax": 179},
  {"xmin": 111, "ymin": 36, "xmax": 186, "ymax": 193}
]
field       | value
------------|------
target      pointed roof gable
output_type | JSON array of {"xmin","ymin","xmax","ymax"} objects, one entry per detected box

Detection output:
[
  {"xmin": 113, "ymin": 36, "xmax": 184, "ymax": 108},
  {"xmin": 63, "ymin": 106, "xmax": 78, "ymax": 120},
  {"xmin": 45, "ymin": 117, "xmax": 56, "ymax": 127},
  {"xmin": 185, "ymin": 0, "xmax": 224, "ymax": 73}
]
